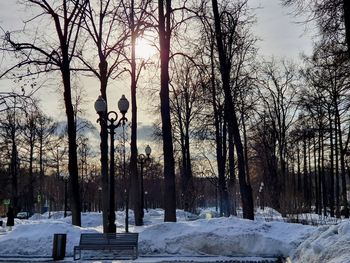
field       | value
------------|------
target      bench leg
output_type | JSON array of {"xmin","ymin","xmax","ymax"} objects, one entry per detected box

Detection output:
[
  {"xmin": 133, "ymin": 246, "xmax": 138, "ymax": 259},
  {"xmin": 74, "ymin": 247, "xmax": 81, "ymax": 260}
]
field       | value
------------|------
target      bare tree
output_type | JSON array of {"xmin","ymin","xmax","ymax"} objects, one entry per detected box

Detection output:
[
  {"xmin": 257, "ymin": 59, "xmax": 299, "ymax": 212},
  {"xmin": 128, "ymin": 0, "xmax": 154, "ymax": 226},
  {"xmin": 211, "ymin": 0, "xmax": 254, "ymax": 219},
  {"xmin": 281, "ymin": 0, "xmax": 350, "ymax": 54},
  {"xmin": 170, "ymin": 58, "xmax": 206, "ymax": 212},
  {"xmin": 158, "ymin": 0, "xmax": 177, "ymax": 221},
  {"xmin": 2, "ymin": 0, "xmax": 88, "ymax": 226}
]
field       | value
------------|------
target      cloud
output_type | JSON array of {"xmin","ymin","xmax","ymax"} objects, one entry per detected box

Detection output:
[
  {"xmin": 250, "ymin": 0, "xmax": 314, "ymax": 59},
  {"xmin": 137, "ymin": 123, "xmax": 154, "ymax": 141}
]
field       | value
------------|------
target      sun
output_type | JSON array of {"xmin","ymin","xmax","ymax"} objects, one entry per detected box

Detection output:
[{"xmin": 135, "ymin": 38, "xmax": 157, "ymax": 60}]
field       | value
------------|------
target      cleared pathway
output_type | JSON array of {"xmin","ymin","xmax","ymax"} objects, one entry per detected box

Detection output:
[{"xmin": 0, "ymin": 256, "xmax": 285, "ymax": 262}]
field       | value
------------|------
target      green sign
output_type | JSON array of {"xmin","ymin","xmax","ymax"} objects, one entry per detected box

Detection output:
[
  {"xmin": 37, "ymin": 195, "xmax": 41, "ymax": 202},
  {"xmin": 3, "ymin": 199, "xmax": 10, "ymax": 205}
]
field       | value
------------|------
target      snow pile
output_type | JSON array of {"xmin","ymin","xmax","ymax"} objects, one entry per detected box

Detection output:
[
  {"xmin": 254, "ymin": 208, "xmax": 284, "ymax": 223},
  {"xmin": 0, "ymin": 220, "xmax": 90, "ymax": 257},
  {"xmin": 291, "ymin": 221, "xmax": 350, "ymax": 263},
  {"xmin": 139, "ymin": 217, "xmax": 314, "ymax": 257},
  {"xmin": 1, "ymin": 209, "xmax": 349, "ymax": 262},
  {"xmin": 58, "ymin": 212, "xmax": 103, "ymax": 228}
]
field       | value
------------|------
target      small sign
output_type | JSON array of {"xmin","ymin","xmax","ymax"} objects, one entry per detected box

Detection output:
[
  {"xmin": 3, "ymin": 199, "xmax": 10, "ymax": 205},
  {"xmin": 37, "ymin": 195, "xmax": 41, "ymax": 202}
]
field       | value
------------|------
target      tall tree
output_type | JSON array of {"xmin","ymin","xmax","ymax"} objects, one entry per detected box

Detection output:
[
  {"xmin": 211, "ymin": 0, "xmax": 254, "ymax": 219},
  {"xmin": 36, "ymin": 111, "xmax": 57, "ymax": 212},
  {"xmin": 303, "ymin": 43, "xmax": 350, "ymax": 217},
  {"xmin": 21, "ymin": 104, "xmax": 39, "ymax": 212},
  {"xmin": 170, "ymin": 58, "xmax": 206, "ymax": 212},
  {"xmin": 3, "ymin": 0, "xmax": 87, "ymax": 226},
  {"xmin": 128, "ymin": 0, "xmax": 153, "ymax": 226},
  {"xmin": 158, "ymin": 0, "xmax": 177, "ymax": 221},
  {"xmin": 257, "ymin": 59, "xmax": 299, "ymax": 211}
]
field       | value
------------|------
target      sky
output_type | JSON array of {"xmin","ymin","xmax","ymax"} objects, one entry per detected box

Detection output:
[
  {"xmin": 250, "ymin": 0, "xmax": 314, "ymax": 59},
  {"xmin": 0, "ymin": 0, "xmax": 314, "ymax": 148}
]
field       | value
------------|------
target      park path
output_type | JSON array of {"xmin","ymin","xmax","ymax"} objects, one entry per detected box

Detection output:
[{"xmin": 0, "ymin": 256, "xmax": 285, "ymax": 263}]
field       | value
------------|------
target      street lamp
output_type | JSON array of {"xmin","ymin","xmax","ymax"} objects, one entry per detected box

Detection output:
[
  {"xmin": 137, "ymin": 145, "xmax": 151, "ymax": 218},
  {"xmin": 95, "ymin": 94, "xmax": 129, "ymax": 233}
]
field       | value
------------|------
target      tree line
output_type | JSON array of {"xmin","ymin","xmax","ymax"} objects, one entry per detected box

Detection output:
[{"xmin": 1, "ymin": 0, "xmax": 350, "ymax": 229}]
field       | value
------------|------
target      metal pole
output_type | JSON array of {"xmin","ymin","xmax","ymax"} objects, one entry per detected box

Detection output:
[
  {"xmin": 99, "ymin": 188, "xmax": 102, "ymax": 213},
  {"xmin": 123, "ymin": 124, "xmax": 129, "ymax": 233},
  {"xmin": 215, "ymin": 185, "xmax": 218, "ymax": 212},
  {"xmin": 145, "ymin": 192, "xmax": 148, "ymax": 212},
  {"xmin": 109, "ymin": 125, "xmax": 116, "ymax": 233},
  {"xmin": 64, "ymin": 179, "xmax": 68, "ymax": 217},
  {"xmin": 100, "ymin": 113, "xmax": 109, "ymax": 233},
  {"xmin": 140, "ymin": 161, "xmax": 144, "ymax": 217}
]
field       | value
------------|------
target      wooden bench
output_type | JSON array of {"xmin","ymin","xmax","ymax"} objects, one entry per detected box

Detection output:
[{"xmin": 74, "ymin": 233, "xmax": 138, "ymax": 260}]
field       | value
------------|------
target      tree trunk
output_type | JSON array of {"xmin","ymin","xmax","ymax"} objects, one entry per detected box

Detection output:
[
  {"xmin": 329, "ymin": 111, "xmax": 335, "ymax": 217},
  {"xmin": 29, "ymin": 135, "xmax": 35, "ymax": 213},
  {"xmin": 321, "ymin": 127, "xmax": 327, "ymax": 216},
  {"xmin": 297, "ymin": 142, "xmax": 302, "ymax": 193},
  {"xmin": 62, "ymin": 63, "xmax": 81, "ymax": 226},
  {"xmin": 313, "ymin": 131, "xmax": 319, "ymax": 214},
  {"xmin": 336, "ymin": 107, "xmax": 349, "ymax": 218},
  {"xmin": 303, "ymin": 132, "xmax": 308, "ymax": 207},
  {"xmin": 11, "ymin": 139, "xmax": 18, "ymax": 214},
  {"xmin": 228, "ymin": 124, "xmax": 236, "ymax": 216},
  {"xmin": 130, "ymin": 0, "xmax": 143, "ymax": 225},
  {"xmin": 183, "ymin": 123, "xmax": 194, "ymax": 212},
  {"xmin": 334, "ymin": 107, "xmax": 340, "ymax": 217},
  {"xmin": 158, "ymin": 0, "xmax": 176, "ymax": 222},
  {"xmin": 209, "ymin": 42, "xmax": 226, "ymax": 217},
  {"xmin": 218, "ymin": 113, "xmax": 228, "ymax": 216},
  {"xmin": 343, "ymin": 0, "xmax": 350, "ymax": 52}
]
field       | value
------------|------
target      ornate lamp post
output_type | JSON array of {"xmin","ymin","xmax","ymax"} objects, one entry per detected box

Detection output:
[
  {"xmin": 137, "ymin": 145, "xmax": 151, "ymax": 217},
  {"xmin": 95, "ymin": 94, "xmax": 129, "ymax": 233}
]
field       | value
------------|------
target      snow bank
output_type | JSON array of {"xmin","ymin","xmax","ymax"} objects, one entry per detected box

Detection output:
[
  {"xmin": 0, "ymin": 212, "xmax": 104, "ymax": 257},
  {"xmin": 0, "ymin": 220, "xmax": 89, "ymax": 256},
  {"xmin": 291, "ymin": 221, "xmax": 350, "ymax": 263},
  {"xmin": 139, "ymin": 217, "xmax": 314, "ymax": 258},
  {"xmin": 2, "ymin": 209, "xmax": 349, "ymax": 262}
]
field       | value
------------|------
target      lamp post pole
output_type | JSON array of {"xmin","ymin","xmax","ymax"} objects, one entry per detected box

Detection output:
[
  {"xmin": 64, "ymin": 177, "xmax": 68, "ymax": 217},
  {"xmin": 124, "ymin": 124, "xmax": 129, "ymax": 232},
  {"xmin": 137, "ymin": 145, "xmax": 151, "ymax": 218},
  {"xmin": 107, "ymin": 111, "xmax": 118, "ymax": 233},
  {"xmin": 145, "ymin": 191, "xmax": 148, "ymax": 212},
  {"xmin": 140, "ymin": 156, "xmax": 145, "ymax": 216},
  {"xmin": 98, "ymin": 187, "xmax": 102, "ymax": 213},
  {"xmin": 95, "ymin": 95, "xmax": 129, "ymax": 233}
]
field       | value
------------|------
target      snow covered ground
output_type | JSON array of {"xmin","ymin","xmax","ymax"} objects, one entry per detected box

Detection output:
[{"xmin": 0, "ymin": 208, "xmax": 349, "ymax": 262}]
